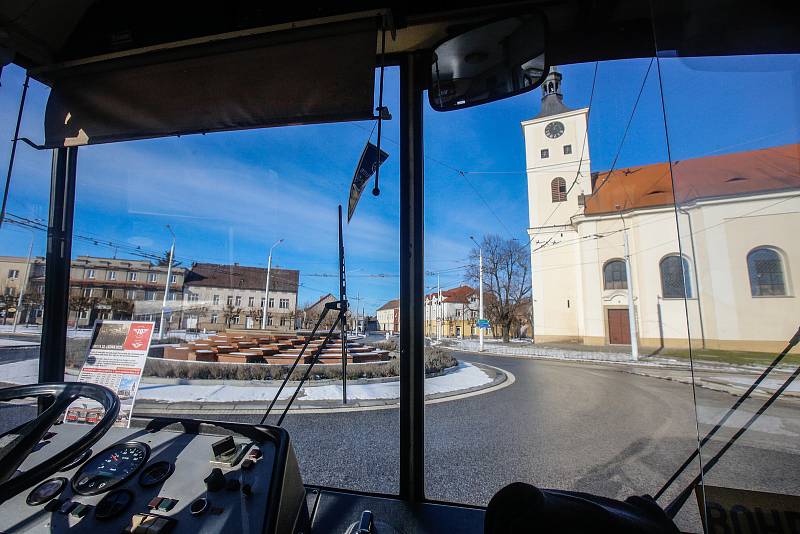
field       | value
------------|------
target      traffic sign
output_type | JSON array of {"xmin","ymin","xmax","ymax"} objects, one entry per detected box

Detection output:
[{"xmin": 476, "ymin": 319, "xmax": 490, "ymax": 329}]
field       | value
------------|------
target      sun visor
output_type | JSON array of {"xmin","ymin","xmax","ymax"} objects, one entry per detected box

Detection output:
[{"xmin": 41, "ymin": 19, "xmax": 377, "ymax": 147}]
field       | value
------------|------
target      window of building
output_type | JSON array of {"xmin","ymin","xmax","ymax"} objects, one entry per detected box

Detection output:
[
  {"xmin": 107, "ymin": 271, "xmax": 116, "ymax": 280},
  {"xmin": 563, "ymin": 144, "xmax": 572, "ymax": 155},
  {"xmin": 261, "ymin": 297, "xmax": 265, "ymax": 308},
  {"xmin": 4, "ymin": 287, "xmax": 15, "ymax": 296},
  {"xmin": 551, "ymin": 177, "xmax": 567, "ymax": 202},
  {"xmin": 145, "ymin": 290, "xmax": 156, "ymax": 301},
  {"xmin": 169, "ymin": 292, "xmax": 178, "ymax": 300},
  {"xmin": 128, "ymin": 272, "xmax": 137, "ymax": 281},
  {"xmin": 148, "ymin": 273, "xmax": 158, "ymax": 282},
  {"xmin": 213, "ymin": 294, "xmax": 220, "ymax": 305},
  {"xmin": 540, "ymin": 148, "xmax": 549, "ymax": 159},
  {"xmin": 279, "ymin": 298, "xmax": 289, "ymax": 309},
  {"xmin": 188, "ymin": 293, "xmax": 199, "ymax": 302},
  {"xmin": 126, "ymin": 289, "xmax": 136, "ymax": 299},
  {"xmin": 233, "ymin": 315, "xmax": 240, "ymax": 325},
  {"xmin": 8, "ymin": 269, "xmax": 19, "ymax": 279},
  {"xmin": 86, "ymin": 269, "xmax": 95, "ymax": 279},
  {"xmin": 82, "ymin": 288, "xmax": 92, "ymax": 298},
  {"xmin": 267, "ymin": 315, "xmax": 273, "ymax": 326},
  {"xmin": 268, "ymin": 297, "xmax": 274, "ymax": 308},
  {"xmin": 603, "ymin": 260, "xmax": 628, "ymax": 290},
  {"xmin": 104, "ymin": 289, "xmax": 113, "ymax": 299},
  {"xmin": 747, "ymin": 247, "xmax": 788, "ymax": 296},
  {"xmin": 210, "ymin": 314, "xmax": 218, "ymax": 324},
  {"xmin": 227, "ymin": 296, "xmax": 233, "ymax": 306},
  {"xmin": 235, "ymin": 296, "xmax": 242, "ymax": 306},
  {"xmin": 660, "ymin": 255, "xmax": 693, "ymax": 299},
  {"xmin": 79, "ymin": 310, "xmax": 88, "ymax": 319},
  {"xmin": 248, "ymin": 296, "xmax": 255, "ymax": 307},
  {"xmin": 280, "ymin": 316, "xmax": 287, "ymax": 326}
]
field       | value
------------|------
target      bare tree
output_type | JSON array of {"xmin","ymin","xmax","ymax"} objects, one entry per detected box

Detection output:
[
  {"xmin": 222, "ymin": 304, "xmax": 242, "ymax": 328},
  {"xmin": 466, "ymin": 235, "xmax": 531, "ymax": 342},
  {"xmin": 69, "ymin": 295, "xmax": 98, "ymax": 330}
]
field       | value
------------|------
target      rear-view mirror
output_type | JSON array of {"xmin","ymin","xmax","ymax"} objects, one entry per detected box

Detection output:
[{"xmin": 429, "ymin": 13, "xmax": 548, "ymax": 111}]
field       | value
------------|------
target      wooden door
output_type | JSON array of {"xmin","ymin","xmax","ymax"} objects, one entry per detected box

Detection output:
[{"xmin": 608, "ymin": 308, "xmax": 631, "ymax": 345}]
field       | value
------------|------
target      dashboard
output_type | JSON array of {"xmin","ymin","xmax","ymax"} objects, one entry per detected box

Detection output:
[{"xmin": 0, "ymin": 418, "xmax": 306, "ymax": 534}]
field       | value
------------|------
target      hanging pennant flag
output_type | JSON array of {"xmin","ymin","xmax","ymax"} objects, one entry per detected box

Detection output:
[{"xmin": 348, "ymin": 141, "xmax": 389, "ymax": 222}]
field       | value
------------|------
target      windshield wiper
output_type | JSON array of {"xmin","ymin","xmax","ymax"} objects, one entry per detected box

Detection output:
[{"xmin": 657, "ymin": 325, "xmax": 800, "ymax": 517}]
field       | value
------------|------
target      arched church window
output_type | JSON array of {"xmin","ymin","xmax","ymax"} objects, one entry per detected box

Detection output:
[
  {"xmin": 551, "ymin": 177, "xmax": 567, "ymax": 202},
  {"xmin": 660, "ymin": 255, "xmax": 693, "ymax": 299},
  {"xmin": 603, "ymin": 260, "xmax": 627, "ymax": 290},
  {"xmin": 747, "ymin": 247, "xmax": 787, "ymax": 296}
]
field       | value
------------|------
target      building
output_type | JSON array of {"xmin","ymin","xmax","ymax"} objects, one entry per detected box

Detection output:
[
  {"xmin": 0, "ymin": 255, "xmax": 46, "ymax": 325},
  {"xmin": 301, "ymin": 293, "xmax": 338, "ymax": 330},
  {"xmin": 523, "ymin": 69, "xmax": 800, "ymax": 352},
  {"xmin": 377, "ymin": 299, "xmax": 399, "ymax": 333},
  {"xmin": 69, "ymin": 256, "xmax": 186, "ymax": 329},
  {"xmin": 424, "ymin": 285, "xmax": 479, "ymax": 338},
  {"xmin": 183, "ymin": 262, "xmax": 299, "ymax": 332}
]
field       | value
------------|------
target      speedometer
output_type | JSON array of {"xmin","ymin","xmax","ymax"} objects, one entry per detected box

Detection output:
[{"xmin": 72, "ymin": 442, "xmax": 150, "ymax": 495}]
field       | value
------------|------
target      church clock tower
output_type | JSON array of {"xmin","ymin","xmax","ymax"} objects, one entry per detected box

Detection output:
[{"xmin": 521, "ymin": 67, "xmax": 591, "ymax": 342}]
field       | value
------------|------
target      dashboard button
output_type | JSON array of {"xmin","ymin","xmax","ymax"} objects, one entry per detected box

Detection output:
[
  {"xmin": 95, "ymin": 489, "xmax": 134, "ymax": 520},
  {"xmin": 190, "ymin": 497, "xmax": 209, "ymax": 516}
]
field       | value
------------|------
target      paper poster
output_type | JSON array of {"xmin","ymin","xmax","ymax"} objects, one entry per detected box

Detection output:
[{"xmin": 66, "ymin": 320, "xmax": 154, "ymax": 428}]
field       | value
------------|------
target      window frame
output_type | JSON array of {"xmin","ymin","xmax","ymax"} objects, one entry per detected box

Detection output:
[
  {"xmin": 602, "ymin": 259, "xmax": 628, "ymax": 290},
  {"xmin": 551, "ymin": 177, "xmax": 567, "ymax": 203},
  {"xmin": 659, "ymin": 254, "xmax": 694, "ymax": 299},
  {"xmin": 747, "ymin": 246, "xmax": 791, "ymax": 297}
]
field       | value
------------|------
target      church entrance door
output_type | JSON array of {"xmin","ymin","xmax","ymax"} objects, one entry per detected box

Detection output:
[{"xmin": 607, "ymin": 308, "xmax": 631, "ymax": 345}]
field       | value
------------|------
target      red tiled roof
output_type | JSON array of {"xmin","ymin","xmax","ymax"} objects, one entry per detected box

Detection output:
[
  {"xmin": 377, "ymin": 299, "xmax": 399, "ymax": 311},
  {"xmin": 584, "ymin": 143, "xmax": 800, "ymax": 215}
]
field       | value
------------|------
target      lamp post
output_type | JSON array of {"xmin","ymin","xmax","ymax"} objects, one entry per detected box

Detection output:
[
  {"xmin": 261, "ymin": 238, "xmax": 283, "ymax": 329},
  {"xmin": 619, "ymin": 214, "xmax": 639, "ymax": 361},
  {"xmin": 158, "ymin": 224, "xmax": 175, "ymax": 340},
  {"xmin": 470, "ymin": 236, "xmax": 484, "ymax": 352}
]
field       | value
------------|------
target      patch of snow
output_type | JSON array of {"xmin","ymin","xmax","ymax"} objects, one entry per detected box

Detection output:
[{"xmin": 712, "ymin": 375, "xmax": 800, "ymax": 394}]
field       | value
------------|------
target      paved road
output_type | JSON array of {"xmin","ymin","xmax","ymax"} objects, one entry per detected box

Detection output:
[
  {"xmin": 2, "ymin": 351, "xmax": 798, "ymax": 531},
  {"xmin": 176, "ymin": 353, "xmax": 798, "ymax": 531}
]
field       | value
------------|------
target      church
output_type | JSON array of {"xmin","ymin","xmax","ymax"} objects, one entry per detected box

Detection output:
[{"xmin": 523, "ymin": 69, "xmax": 800, "ymax": 354}]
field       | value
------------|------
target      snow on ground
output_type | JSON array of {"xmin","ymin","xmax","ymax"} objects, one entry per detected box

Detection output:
[
  {"xmin": 0, "ymin": 359, "xmax": 42, "ymax": 383},
  {"xmin": 139, "ymin": 362, "xmax": 491, "ymax": 403},
  {"xmin": 713, "ymin": 375, "xmax": 800, "ymax": 393}
]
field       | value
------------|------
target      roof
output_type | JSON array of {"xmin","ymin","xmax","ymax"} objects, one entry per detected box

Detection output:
[
  {"xmin": 533, "ymin": 68, "xmax": 572, "ymax": 119},
  {"xmin": 305, "ymin": 293, "xmax": 337, "ymax": 311},
  {"xmin": 425, "ymin": 285, "xmax": 476, "ymax": 304},
  {"xmin": 185, "ymin": 263, "xmax": 299, "ymax": 293},
  {"xmin": 584, "ymin": 143, "xmax": 800, "ymax": 216},
  {"xmin": 377, "ymin": 299, "xmax": 399, "ymax": 311}
]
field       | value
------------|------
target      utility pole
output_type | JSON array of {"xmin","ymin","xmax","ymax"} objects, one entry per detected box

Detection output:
[
  {"xmin": 158, "ymin": 225, "xmax": 175, "ymax": 340},
  {"xmin": 470, "ymin": 236, "xmax": 484, "ymax": 352},
  {"xmin": 437, "ymin": 273, "xmax": 442, "ymax": 341},
  {"xmin": 261, "ymin": 238, "xmax": 283, "ymax": 329},
  {"xmin": 12, "ymin": 236, "xmax": 34, "ymax": 333},
  {"xmin": 621, "ymin": 215, "xmax": 639, "ymax": 361}
]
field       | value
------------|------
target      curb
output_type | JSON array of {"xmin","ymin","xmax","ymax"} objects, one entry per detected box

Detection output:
[{"xmin": 132, "ymin": 362, "xmax": 514, "ymax": 415}]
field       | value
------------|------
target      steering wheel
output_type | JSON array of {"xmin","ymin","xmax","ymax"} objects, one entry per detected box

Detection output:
[{"xmin": 0, "ymin": 382, "xmax": 119, "ymax": 504}]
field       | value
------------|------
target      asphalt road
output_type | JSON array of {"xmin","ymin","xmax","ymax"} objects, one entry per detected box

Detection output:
[
  {"xmin": 2, "ymin": 350, "xmax": 798, "ymax": 532},
  {"xmin": 194, "ymin": 352, "xmax": 799, "ymax": 531}
]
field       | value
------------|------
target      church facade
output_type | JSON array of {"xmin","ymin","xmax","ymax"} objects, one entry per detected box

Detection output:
[{"xmin": 523, "ymin": 70, "xmax": 800, "ymax": 354}]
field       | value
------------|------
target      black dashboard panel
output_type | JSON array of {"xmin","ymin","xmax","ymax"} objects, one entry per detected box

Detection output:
[{"xmin": 0, "ymin": 417, "xmax": 306, "ymax": 534}]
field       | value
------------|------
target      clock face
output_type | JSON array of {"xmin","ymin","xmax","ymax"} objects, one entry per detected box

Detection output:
[{"xmin": 544, "ymin": 121, "xmax": 565, "ymax": 139}]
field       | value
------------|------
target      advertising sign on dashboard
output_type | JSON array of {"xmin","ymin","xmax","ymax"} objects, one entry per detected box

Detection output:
[{"xmin": 66, "ymin": 320, "xmax": 154, "ymax": 428}]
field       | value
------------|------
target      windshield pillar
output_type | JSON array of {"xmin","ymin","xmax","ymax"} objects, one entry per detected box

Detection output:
[
  {"xmin": 399, "ymin": 51, "xmax": 426, "ymax": 502},
  {"xmin": 39, "ymin": 146, "xmax": 77, "ymax": 385}
]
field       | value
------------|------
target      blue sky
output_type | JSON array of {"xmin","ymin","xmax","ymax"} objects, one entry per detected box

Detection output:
[{"xmin": 0, "ymin": 54, "xmax": 798, "ymax": 313}]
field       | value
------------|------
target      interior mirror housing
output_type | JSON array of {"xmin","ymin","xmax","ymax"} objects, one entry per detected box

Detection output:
[{"xmin": 429, "ymin": 13, "xmax": 548, "ymax": 111}]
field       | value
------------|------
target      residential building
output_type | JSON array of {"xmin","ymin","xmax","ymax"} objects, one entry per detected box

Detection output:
[
  {"xmin": 424, "ymin": 285, "xmax": 480, "ymax": 338},
  {"xmin": 377, "ymin": 299, "xmax": 400, "ymax": 333},
  {"xmin": 69, "ymin": 256, "xmax": 187, "ymax": 329},
  {"xmin": 301, "ymin": 293, "xmax": 338, "ymax": 330},
  {"xmin": 183, "ymin": 262, "xmax": 299, "ymax": 332},
  {"xmin": 0, "ymin": 255, "xmax": 46, "ymax": 324},
  {"xmin": 523, "ymin": 69, "xmax": 800, "ymax": 352}
]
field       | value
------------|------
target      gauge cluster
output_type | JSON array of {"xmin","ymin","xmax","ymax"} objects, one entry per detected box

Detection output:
[{"xmin": 72, "ymin": 442, "xmax": 150, "ymax": 495}]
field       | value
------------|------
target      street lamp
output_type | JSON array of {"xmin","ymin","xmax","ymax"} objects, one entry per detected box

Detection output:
[
  {"xmin": 261, "ymin": 238, "xmax": 284, "ymax": 330},
  {"xmin": 158, "ymin": 224, "xmax": 175, "ymax": 340},
  {"xmin": 469, "ymin": 236, "xmax": 484, "ymax": 352}
]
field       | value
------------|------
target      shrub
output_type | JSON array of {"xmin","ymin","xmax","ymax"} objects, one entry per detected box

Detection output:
[{"xmin": 144, "ymin": 345, "xmax": 457, "ymax": 381}]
